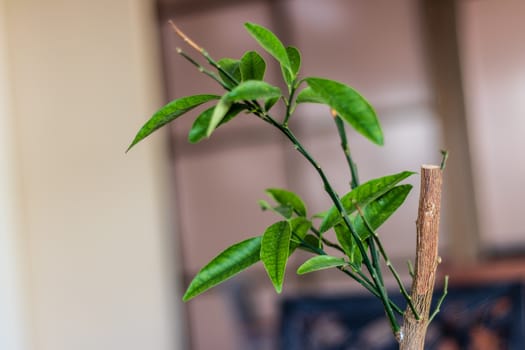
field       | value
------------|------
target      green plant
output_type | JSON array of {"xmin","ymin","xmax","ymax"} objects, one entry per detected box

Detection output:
[{"xmin": 128, "ymin": 21, "xmax": 447, "ymax": 348}]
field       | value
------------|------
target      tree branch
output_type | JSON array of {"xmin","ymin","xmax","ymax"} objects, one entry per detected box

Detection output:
[{"xmin": 399, "ymin": 165, "xmax": 443, "ymax": 348}]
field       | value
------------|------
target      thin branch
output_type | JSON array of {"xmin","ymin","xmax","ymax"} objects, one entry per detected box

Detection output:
[
  {"xmin": 332, "ymin": 111, "xmax": 359, "ymax": 189},
  {"xmin": 169, "ymin": 20, "xmax": 203, "ymax": 53},
  {"xmin": 429, "ymin": 275, "xmax": 449, "ymax": 323},
  {"xmin": 176, "ymin": 49, "xmax": 230, "ymax": 90},
  {"xmin": 407, "ymin": 260, "xmax": 415, "ymax": 278}
]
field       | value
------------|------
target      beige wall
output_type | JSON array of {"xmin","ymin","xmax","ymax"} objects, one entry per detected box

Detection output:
[
  {"xmin": 0, "ymin": 1, "xmax": 28, "ymax": 349},
  {"xmin": 458, "ymin": 0, "xmax": 525, "ymax": 251},
  {"xmin": 0, "ymin": 0, "xmax": 182, "ymax": 349}
]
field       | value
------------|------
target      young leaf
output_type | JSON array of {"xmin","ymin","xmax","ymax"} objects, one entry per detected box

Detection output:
[
  {"xmin": 260, "ymin": 203, "xmax": 296, "ymax": 220},
  {"xmin": 207, "ymin": 95, "xmax": 232, "ymax": 137},
  {"xmin": 301, "ymin": 234, "xmax": 323, "ymax": 252},
  {"xmin": 305, "ymin": 77, "xmax": 383, "ymax": 145},
  {"xmin": 353, "ymin": 184, "xmax": 413, "ymax": 239},
  {"xmin": 127, "ymin": 94, "xmax": 219, "ymax": 151},
  {"xmin": 297, "ymin": 255, "xmax": 346, "ymax": 275},
  {"xmin": 290, "ymin": 217, "xmax": 311, "ymax": 240},
  {"xmin": 282, "ymin": 46, "xmax": 301, "ymax": 87},
  {"xmin": 183, "ymin": 236, "xmax": 262, "ymax": 301},
  {"xmin": 240, "ymin": 51, "xmax": 266, "ymax": 81},
  {"xmin": 264, "ymin": 96, "xmax": 280, "ymax": 112},
  {"xmin": 320, "ymin": 171, "xmax": 414, "ymax": 232},
  {"xmin": 258, "ymin": 199, "xmax": 273, "ymax": 211},
  {"xmin": 188, "ymin": 104, "xmax": 246, "ymax": 143},
  {"xmin": 334, "ymin": 224, "xmax": 364, "ymax": 266},
  {"xmin": 289, "ymin": 217, "xmax": 312, "ymax": 253},
  {"xmin": 217, "ymin": 58, "xmax": 241, "ymax": 88},
  {"xmin": 260, "ymin": 221, "xmax": 292, "ymax": 293},
  {"xmin": 244, "ymin": 22, "xmax": 291, "ymax": 74},
  {"xmin": 226, "ymin": 80, "xmax": 281, "ymax": 102},
  {"xmin": 287, "ymin": 46, "xmax": 301, "ymax": 76},
  {"xmin": 265, "ymin": 188, "xmax": 307, "ymax": 217}
]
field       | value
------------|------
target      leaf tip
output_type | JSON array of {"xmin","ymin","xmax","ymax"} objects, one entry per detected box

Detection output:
[
  {"xmin": 125, "ymin": 138, "xmax": 139, "ymax": 153},
  {"xmin": 182, "ymin": 291, "xmax": 193, "ymax": 302}
]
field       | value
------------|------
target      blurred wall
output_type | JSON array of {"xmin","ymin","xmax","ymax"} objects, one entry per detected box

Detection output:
[
  {"xmin": 0, "ymin": 1, "xmax": 27, "ymax": 349},
  {"xmin": 458, "ymin": 0, "xmax": 525, "ymax": 253},
  {"xmin": 0, "ymin": 0, "xmax": 182, "ymax": 349}
]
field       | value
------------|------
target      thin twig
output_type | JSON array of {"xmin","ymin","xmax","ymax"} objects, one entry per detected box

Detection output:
[
  {"xmin": 309, "ymin": 226, "xmax": 346, "ymax": 255},
  {"xmin": 176, "ymin": 49, "xmax": 230, "ymax": 90},
  {"xmin": 332, "ymin": 111, "xmax": 359, "ymax": 189},
  {"xmin": 429, "ymin": 275, "xmax": 449, "ymax": 322},
  {"xmin": 169, "ymin": 20, "xmax": 203, "ymax": 53},
  {"xmin": 407, "ymin": 260, "xmax": 414, "ymax": 278}
]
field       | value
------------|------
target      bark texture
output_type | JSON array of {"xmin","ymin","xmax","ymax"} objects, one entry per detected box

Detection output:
[{"xmin": 399, "ymin": 165, "xmax": 443, "ymax": 350}]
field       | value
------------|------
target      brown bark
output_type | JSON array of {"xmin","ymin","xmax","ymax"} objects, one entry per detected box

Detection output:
[{"xmin": 399, "ymin": 165, "xmax": 443, "ymax": 350}]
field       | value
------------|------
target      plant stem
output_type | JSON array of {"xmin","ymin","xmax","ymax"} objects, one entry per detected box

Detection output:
[
  {"xmin": 265, "ymin": 119, "xmax": 400, "ymax": 335},
  {"xmin": 332, "ymin": 111, "xmax": 404, "ymax": 329},
  {"xmin": 357, "ymin": 205, "xmax": 420, "ymax": 320},
  {"xmin": 333, "ymin": 113, "xmax": 359, "ymax": 189},
  {"xmin": 283, "ymin": 81, "xmax": 299, "ymax": 126},
  {"xmin": 407, "ymin": 260, "xmax": 415, "ymax": 278},
  {"xmin": 309, "ymin": 226, "xmax": 346, "ymax": 255},
  {"xmin": 176, "ymin": 49, "xmax": 231, "ymax": 90},
  {"xmin": 330, "ymin": 120, "xmax": 400, "ymax": 333},
  {"xmin": 366, "ymin": 226, "xmax": 401, "ymax": 336},
  {"xmin": 293, "ymin": 232, "xmax": 403, "ymax": 316},
  {"xmin": 339, "ymin": 266, "xmax": 404, "ymax": 315}
]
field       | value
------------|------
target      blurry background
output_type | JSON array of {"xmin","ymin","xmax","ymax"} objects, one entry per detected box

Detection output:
[{"xmin": 1, "ymin": 0, "xmax": 524, "ymax": 349}]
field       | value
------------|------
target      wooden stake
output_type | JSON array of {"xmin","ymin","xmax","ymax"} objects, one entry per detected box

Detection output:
[{"xmin": 400, "ymin": 165, "xmax": 443, "ymax": 349}]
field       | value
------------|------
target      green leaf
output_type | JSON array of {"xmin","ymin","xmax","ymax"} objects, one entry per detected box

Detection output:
[
  {"xmin": 258, "ymin": 199, "xmax": 272, "ymax": 211},
  {"xmin": 207, "ymin": 95, "xmax": 232, "ymax": 137},
  {"xmin": 240, "ymin": 51, "xmax": 266, "ymax": 81},
  {"xmin": 305, "ymin": 77, "xmax": 383, "ymax": 145},
  {"xmin": 264, "ymin": 97, "xmax": 279, "ymax": 112},
  {"xmin": 287, "ymin": 46, "xmax": 301, "ymax": 76},
  {"xmin": 207, "ymin": 79, "xmax": 280, "ymax": 137},
  {"xmin": 334, "ymin": 224, "xmax": 365, "ymax": 266},
  {"xmin": 260, "ymin": 221, "xmax": 292, "ymax": 293},
  {"xmin": 312, "ymin": 211, "xmax": 328, "ymax": 220},
  {"xmin": 226, "ymin": 80, "xmax": 281, "ymax": 102},
  {"xmin": 282, "ymin": 46, "xmax": 301, "ymax": 87},
  {"xmin": 289, "ymin": 217, "xmax": 312, "ymax": 253},
  {"xmin": 183, "ymin": 236, "xmax": 262, "ymax": 301},
  {"xmin": 290, "ymin": 217, "xmax": 311, "ymax": 240},
  {"xmin": 353, "ymin": 184, "xmax": 413, "ymax": 239},
  {"xmin": 188, "ymin": 104, "xmax": 245, "ymax": 143},
  {"xmin": 296, "ymin": 87, "xmax": 325, "ymax": 104},
  {"xmin": 320, "ymin": 171, "xmax": 414, "ymax": 232},
  {"xmin": 127, "ymin": 94, "xmax": 219, "ymax": 151},
  {"xmin": 297, "ymin": 255, "xmax": 346, "ymax": 275},
  {"xmin": 218, "ymin": 58, "xmax": 241, "ymax": 88},
  {"xmin": 244, "ymin": 22, "xmax": 291, "ymax": 74},
  {"xmin": 301, "ymin": 234, "xmax": 322, "ymax": 252},
  {"xmin": 265, "ymin": 188, "xmax": 307, "ymax": 217},
  {"xmin": 264, "ymin": 96, "xmax": 280, "ymax": 112}
]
